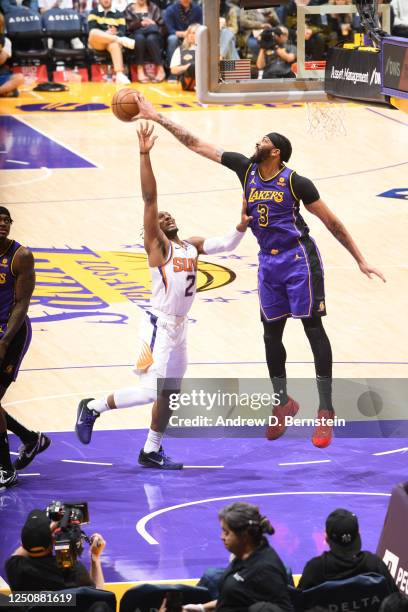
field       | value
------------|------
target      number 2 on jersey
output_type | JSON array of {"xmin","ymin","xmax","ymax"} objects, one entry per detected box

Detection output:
[
  {"xmin": 258, "ymin": 203, "xmax": 269, "ymax": 227},
  {"xmin": 185, "ymin": 274, "xmax": 195, "ymax": 297}
]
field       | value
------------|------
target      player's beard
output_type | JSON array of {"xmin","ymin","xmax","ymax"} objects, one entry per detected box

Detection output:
[
  {"xmin": 249, "ymin": 148, "xmax": 270, "ymax": 164},
  {"xmin": 165, "ymin": 228, "xmax": 178, "ymax": 240}
]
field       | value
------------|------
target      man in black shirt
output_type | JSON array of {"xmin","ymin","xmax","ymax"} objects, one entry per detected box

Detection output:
[
  {"xmin": 298, "ymin": 508, "xmax": 398, "ymax": 592},
  {"xmin": 133, "ymin": 94, "xmax": 385, "ymax": 448},
  {"xmin": 6, "ymin": 509, "xmax": 106, "ymax": 592}
]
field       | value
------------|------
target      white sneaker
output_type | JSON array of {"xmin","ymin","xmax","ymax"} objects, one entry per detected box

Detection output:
[
  {"xmin": 71, "ymin": 37, "xmax": 85, "ymax": 50},
  {"xmin": 119, "ymin": 36, "xmax": 135, "ymax": 50},
  {"xmin": 115, "ymin": 72, "xmax": 131, "ymax": 85}
]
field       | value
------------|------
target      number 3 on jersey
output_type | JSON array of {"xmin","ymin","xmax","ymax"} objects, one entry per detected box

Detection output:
[
  {"xmin": 258, "ymin": 203, "xmax": 268, "ymax": 227},
  {"xmin": 185, "ymin": 274, "xmax": 195, "ymax": 297}
]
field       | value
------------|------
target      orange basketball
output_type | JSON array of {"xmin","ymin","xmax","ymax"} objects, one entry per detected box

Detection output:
[{"xmin": 111, "ymin": 88, "xmax": 140, "ymax": 122}]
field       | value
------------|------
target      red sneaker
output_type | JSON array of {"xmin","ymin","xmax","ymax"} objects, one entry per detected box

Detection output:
[
  {"xmin": 312, "ymin": 409, "xmax": 335, "ymax": 448},
  {"xmin": 266, "ymin": 397, "xmax": 300, "ymax": 440}
]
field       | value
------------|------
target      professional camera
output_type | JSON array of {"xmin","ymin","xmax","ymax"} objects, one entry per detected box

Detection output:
[
  {"xmin": 46, "ymin": 501, "xmax": 91, "ymax": 570},
  {"xmin": 259, "ymin": 27, "xmax": 284, "ymax": 51}
]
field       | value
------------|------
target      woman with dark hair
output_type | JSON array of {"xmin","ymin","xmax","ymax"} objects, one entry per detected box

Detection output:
[
  {"xmin": 125, "ymin": 0, "xmax": 166, "ymax": 83},
  {"xmin": 185, "ymin": 502, "xmax": 293, "ymax": 612}
]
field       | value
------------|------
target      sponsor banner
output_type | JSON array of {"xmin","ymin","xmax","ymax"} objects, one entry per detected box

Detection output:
[
  {"xmin": 382, "ymin": 37, "xmax": 408, "ymax": 100},
  {"xmin": 377, "ymin": 482, "xmax": 408, "ymax": 594},
  {"xmin": 325, "ymin": 47, "xmax": 385, "ymax": 103}
]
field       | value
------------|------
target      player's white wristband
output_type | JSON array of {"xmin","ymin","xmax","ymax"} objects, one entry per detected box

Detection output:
[{"xmin": 203, "ymin": 229, "xmax": 244, "ymax": 255}]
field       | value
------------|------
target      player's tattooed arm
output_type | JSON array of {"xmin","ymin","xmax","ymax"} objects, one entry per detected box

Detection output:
[
  {"xmin": 307, "ymin": 199, "xmax": 386, "ymax": 282},
  {"xmin": 134, "ymin": 92, "xmax": 224, "ymax": 162},
  {"xmin": 156, "ymin": 114, "xmax": 224, "ymax": 163}
]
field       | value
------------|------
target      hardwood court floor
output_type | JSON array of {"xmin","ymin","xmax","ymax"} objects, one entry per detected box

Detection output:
[{"xmin": 1, "ymin": 81, "xmax": 407, "ymax": 434}]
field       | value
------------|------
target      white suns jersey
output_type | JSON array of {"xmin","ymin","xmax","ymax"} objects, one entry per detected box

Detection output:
[{"xmin": 150, "ymin": 241, "xmax": 198, "ymax": 317}]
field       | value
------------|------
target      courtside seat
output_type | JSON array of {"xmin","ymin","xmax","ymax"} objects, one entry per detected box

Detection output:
[
  {"xmin": 42, "ymin": 8, "xmax": 87, "ymax": 65},
  {"xmin": 290, "ymin": 573, "xmax": 392, "ymax": 612},
  {"xmin": 119, "ymin": 583, "xmax": 211, "ymax": 612},
  {"xmin": 5, "ymin": 7, "xmax": 49, "ymax": 64},
  {"xmin": 25, "ymin": 587, "xmax": 116, "ymax": 612}
]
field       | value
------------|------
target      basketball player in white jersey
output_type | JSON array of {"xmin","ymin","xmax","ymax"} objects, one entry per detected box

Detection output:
[{"xmin": 75, "ymin": 123, "xmax": 252, "ymax": 469}]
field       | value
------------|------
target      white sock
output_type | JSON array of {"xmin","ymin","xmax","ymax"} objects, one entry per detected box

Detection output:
[
  {"xmin": 144, "ymin": 429, "xmax": 163, "ymax": 454},
  {"xmin": 88, "ymin": 397, "xmax": 109, "ymax": 413},
  {"xmin": 114, "ymin": 386, "xmax": 156, "ymax": 409}
]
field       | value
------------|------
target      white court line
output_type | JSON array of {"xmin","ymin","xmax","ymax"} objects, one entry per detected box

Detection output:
[
  {"xmin": 19, "ymin": 473, "xmax": 40, "ymax": 476},
  {"xmin": 279, "ymin": 460, "xmax": 332, "ymax": 466},
  {"xmin": 61, "ymin": 459, "xmax": 113, "ymax": 466},
  {"xmin": 0, "ymin": 575, "xmax": 8, "ymax": 588},
  {"xmin": 1, "ymin": 166, "xmax": 52, "ymax": 188},
  {"xmin": 12, "ymin": 115, "xmax": 99, "ymax": 168},
  {"xmin": 9, "ymin": 451, "xmax": 18, "ymax": 456},
  {"xmin": 3, "ymin": 389, "xmax": 112, "ymax": 407},
  {"xmin": 6, "ymin": 159, "xmax": 30, "ymax": 165},
  {"xmin": 136, "ymin": 491, "xmax": 391, "ymax": 545},
  {"xmin": 372, "ymin": 447, "xmax": 408, "ymax": 456},
  {"xmin": 183, "ymin": 465, "xmax": 224, "ymax": 469},
  {"xmin": 149, "ymin": 86, "xmax": 172, "ymax": 98}
]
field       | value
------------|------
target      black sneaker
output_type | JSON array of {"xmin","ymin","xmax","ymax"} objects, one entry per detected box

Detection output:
[
  {"xmin": 75, "ymin": 398, "xmax": 100, "ymax": 444},
  {"xmin": 0, "ymin": 467, "xmax": 18, "ymax": 489},
  {"xmin": 138, "ymin": 446, "xmax": 183, "ymax": 470},
  {"xmin": 14, "ymin": 433, "xmax": 51, "ymax": 470}
]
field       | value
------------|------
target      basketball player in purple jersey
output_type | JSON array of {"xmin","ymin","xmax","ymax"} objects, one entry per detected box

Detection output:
[
  {"xmin": 133, "ymin": 94, "xmax": 386, "ymax": 448},
  {"xmin": 0, "ymin": 206, "xmax": 50, "ymax": 489}
]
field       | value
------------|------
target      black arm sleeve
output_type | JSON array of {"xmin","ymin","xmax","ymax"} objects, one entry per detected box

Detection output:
[
  {"xmin": 221, "ymin": 152, "xmax": 251, "ymax": 188},
  {"xmin": 291, "ymin": 173, "xmax": 320, "ymax": 206}
]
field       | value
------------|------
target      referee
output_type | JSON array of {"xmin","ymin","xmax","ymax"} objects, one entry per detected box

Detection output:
[{"xmin": 134, "ymin": 94, "xmax": 385, "ymax": 448}]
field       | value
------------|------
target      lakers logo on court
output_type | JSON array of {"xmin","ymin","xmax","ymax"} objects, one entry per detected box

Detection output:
[{"xmin": 30, "ymin": 246, "xmax": 235, "ymax": 324}]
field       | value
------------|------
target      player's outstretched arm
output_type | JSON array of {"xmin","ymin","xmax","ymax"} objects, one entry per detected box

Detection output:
[
  {"xmin": 137, "ymin": 123, "xmax": 168, "ymax": 266},
  {"xmin": 307, "ymin": 199, "xmax": 386, "ymax": 282},
  {"xmin": 188, "ymin": 195, "xmax": 253, "ymax": 254},
  {"xmin": 0, "ymin": 247, "xmax": 35, "ymax": 365},
  {"xmin": 134, "ymin": 92, "xmax": 224, "ymax": 163}
]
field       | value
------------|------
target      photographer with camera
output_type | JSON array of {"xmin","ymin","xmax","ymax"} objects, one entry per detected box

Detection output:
[
  {"xmin": 256, "ymin": 26, "xmax": 296, "ymax": 79},
  {"xmin": 5, "ymin": 505, "xmax": 106, "ymax": 592}
]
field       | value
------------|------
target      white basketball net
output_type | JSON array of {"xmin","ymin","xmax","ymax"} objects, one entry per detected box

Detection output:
[{"xmin": 306, "ymin": 102, "xmax": 347, "ymax": 139}]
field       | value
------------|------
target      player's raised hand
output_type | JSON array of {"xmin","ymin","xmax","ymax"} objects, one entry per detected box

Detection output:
[
  {"xmin": 236, "ymin": 194, "xmax": 253, "ymax": 232},
  {"xmin": 359, "ymin": 261, "xmax": 386, "ymax": 282},
  {"xmin": 137, "ymin": 122, "xmax": 158, "ymax": 154},
  {"xmin": 133, "ymin": 92, "xmax": 160, "ymax": 122}
]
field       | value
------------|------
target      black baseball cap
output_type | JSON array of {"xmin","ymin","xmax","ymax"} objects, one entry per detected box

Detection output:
[
  {"xmin": 326, "ymin": 509, "xmax": 362, "ymax": 557},
  {"xmin": 21, "ymin": 509, "xmax": 52, "ymax": 556},
  {"xmin": 265, "ymin": 132, "xmax": 292, "ymax": 163}
]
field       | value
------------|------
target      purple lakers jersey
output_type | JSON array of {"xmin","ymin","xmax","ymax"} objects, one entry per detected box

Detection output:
[
  {"xmin": 244, "ymin": 164, "xmax": 311, "ymax": 252},
  {"xmin": 0, "ymin": 240, "xmax": 24, "ymax": 325}
]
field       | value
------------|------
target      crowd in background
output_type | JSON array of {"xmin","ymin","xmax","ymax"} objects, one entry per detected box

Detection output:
[{"xmin": 0, "ymin": 0, "xmax": 408, "ymax": 93}]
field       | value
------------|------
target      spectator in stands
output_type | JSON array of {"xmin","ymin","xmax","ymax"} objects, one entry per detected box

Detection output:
[
  {"xmin": 0, "ymin": 16, "xmax": 25, "ymax": 97},
  {"xmin": 256, "ymin": 26, "xmax": 296, "ymax": 79},
  {"xmin": 184, "ymin": 502, "xmax": 294, "ymax": 612},
  {"xmin": 327, "ymin": 0, "xmax": 358, "ymax": 47},
  {"xmin": 227, "ymin": 4, "xmax": 280, "ymax": 63},
  {"xmin": 0, "ymin": 0, "xmax": 38, "ymax": 14},
  {"xmin": 5, "ymin": 508, "xmax": 106, "ymax": 591},
  {"xmin": 391, "ymin": 0, "xmax": 408, "ymax": 38},
  {"xmin": 87, "ymin": 0, "xmax": 135, "ymax": 84},
  {"xmin": 163, "ymin": 0, "xmax": 202, "ymax": 72},
  {"xmin": 298, "ymin": 508, "xmax": 399, "ymax": 592},
  {"xmin": 304, "ymin": 23, "xmax": 326, "ymax": 61},
  {"xmin": 380, "ymin": 593, "xmax": 408, "ymax": 612},
  {"xmin": 219, "ymin": 16, "xmax": 239, "ymax": 61},
  {"xmin": 124, "ymin": 0, "xmax": 166, "ymax": 83},
  {"xmin": 170, "ymin": 21, "xmax": 198, "ymax": 90}
]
